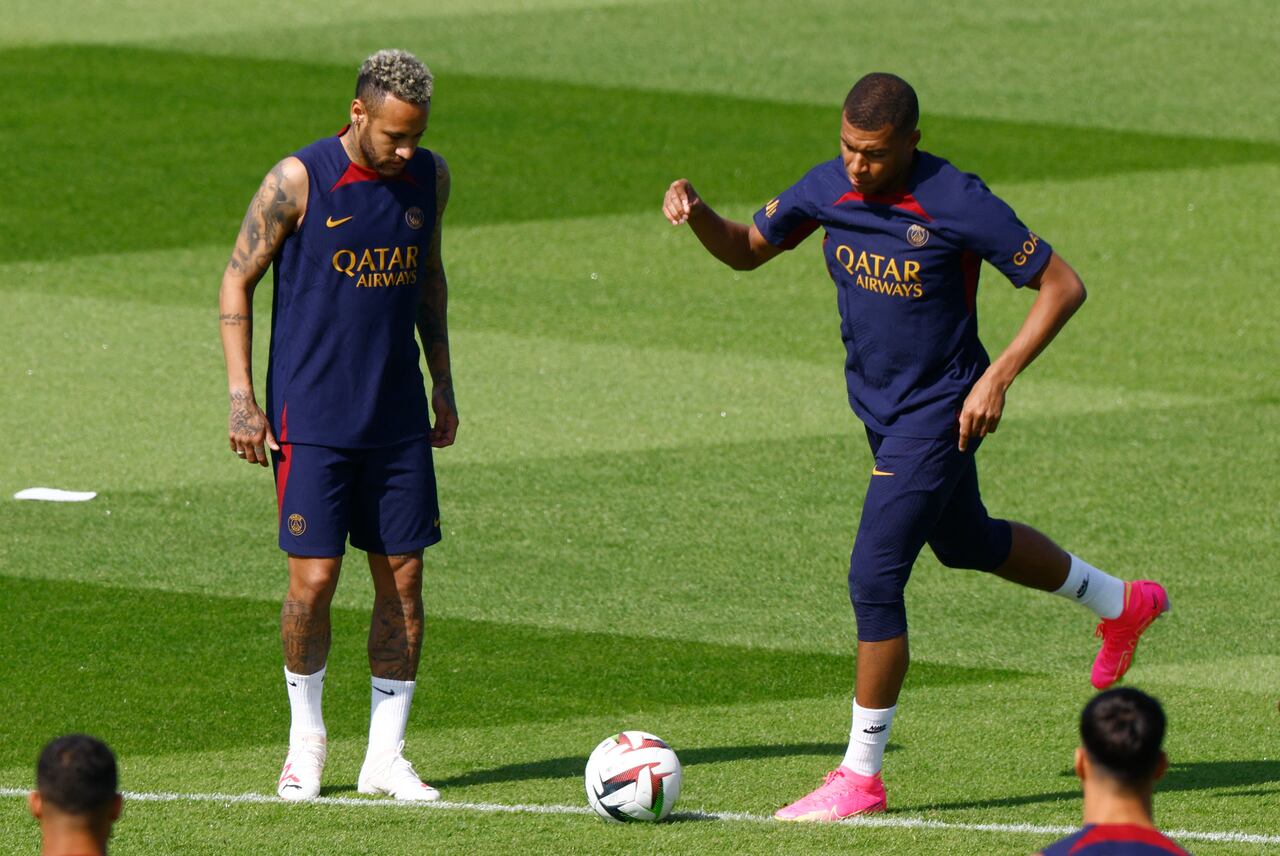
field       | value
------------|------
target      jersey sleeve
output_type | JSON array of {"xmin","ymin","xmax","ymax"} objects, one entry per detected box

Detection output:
[
  {"xmin": 953, "ymin": 175, "xmax": 1053, "ymax": 287},
  {"xmin": 752, "ymin": 173, "xmax": 821, "ymax": 250}
]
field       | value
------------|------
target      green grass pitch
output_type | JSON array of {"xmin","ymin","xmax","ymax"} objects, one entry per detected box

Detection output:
[{"xmin": 2, "ymin": 1, "xmax": 1278, "ymax": 853}]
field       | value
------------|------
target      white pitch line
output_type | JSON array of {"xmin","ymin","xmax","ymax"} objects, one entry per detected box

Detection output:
[{"xmin": 2, "ymin": 788, "xmax": 1277, "ymax": 846}]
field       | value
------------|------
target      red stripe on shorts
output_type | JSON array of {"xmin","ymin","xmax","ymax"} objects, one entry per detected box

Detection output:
[{"xmin": 275, "ymin": 404, "xmax": 291, "ymax": 524}]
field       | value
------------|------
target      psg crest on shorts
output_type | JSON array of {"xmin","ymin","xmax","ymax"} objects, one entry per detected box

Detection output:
[
  {"xmin": 906, "ymin": 224, "xmax": 930, "ymax": 247},
  {"xmin": 405, "ymin": 207, "xmax": 425, "ymax": 230}
]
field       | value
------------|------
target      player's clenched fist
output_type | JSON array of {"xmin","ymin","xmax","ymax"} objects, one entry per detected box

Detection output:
[{"xmin": 663, "ymin": 179, "xmax": 705, "ymax": 225}]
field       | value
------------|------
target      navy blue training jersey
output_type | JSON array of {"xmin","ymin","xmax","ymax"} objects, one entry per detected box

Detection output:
[
  {"xmin": 1040, "ymin": 823, "xmax": 1190, "ymax": 855},
  {"xmin": 266, "ymin": 131, "xmax": 437, "ymax": 448},
  {"xmin": 753, "ymin": 152, "xmax": 1052, "ymax": 438}
]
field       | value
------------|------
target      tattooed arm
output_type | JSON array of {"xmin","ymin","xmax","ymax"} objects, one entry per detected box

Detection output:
[
  {"xmin": 219, "ymin": 157, "xmax": 308, "ymax": 466},
  {"xmin": 417, "ymin": 153, "xmax": 458, "ymax": 448}
]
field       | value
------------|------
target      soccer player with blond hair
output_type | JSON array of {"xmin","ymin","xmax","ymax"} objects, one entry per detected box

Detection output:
[{"xmin": 219, "ymin": 48, "xmax": 457, "ymax": 801}]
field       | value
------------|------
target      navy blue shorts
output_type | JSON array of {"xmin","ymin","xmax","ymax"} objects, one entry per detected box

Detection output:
[
  {"xmin": 271, "ymin": 438, "xmax": 442, "ymax": 557},
  {"xmin": 848, "ymin": 427, "xmax": 1012, "ymax": 642}
]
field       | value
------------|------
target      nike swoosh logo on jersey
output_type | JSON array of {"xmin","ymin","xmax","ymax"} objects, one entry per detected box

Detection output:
[
  {"xmin": 872, "ymin": 468, "xmax": 895, "ymax": 476},
  {"xmin": 326, "ymin": 215, "xmax": 354, "ymax": 228}
]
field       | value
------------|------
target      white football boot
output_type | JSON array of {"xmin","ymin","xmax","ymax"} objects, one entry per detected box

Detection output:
[
  {"xmin": 277, "ymin": 733, "xmax": 326, "ymax": 800},
  {"xmin": 357, "ymin": 741, "xmax": 440, "ymax": 801}
]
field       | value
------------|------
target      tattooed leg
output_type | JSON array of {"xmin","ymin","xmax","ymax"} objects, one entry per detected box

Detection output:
[
  {"xmin": 282, "ymin": 555, "xmax": 342, "ymax": 674},
  {"xmin": 367, "ymin": 552, "xmax": 424, "ymax": 680}
]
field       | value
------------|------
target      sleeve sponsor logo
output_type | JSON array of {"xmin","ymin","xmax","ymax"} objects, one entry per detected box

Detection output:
[
  {"xmin": 287, "ymin": 513, "xmax": 307, "ymax": 536},
  {"xmin": 833, "ymin": 243, "xmax": 924, "ymax": 298},
  {"xmin": 906, "ymin": 224, "xmax": 930, "ymax": 247},
  {"xmin": 405, "ymin": 206, "xmax": 425, "ymax": 230},
  {"xmin": 764, "ymin": 198, "xmax": 780, "ymax": 218},
  {"xmin": 1013, "ymin": 231, "xmax": 1041, "ymax": 266},
  {"xmin": 331, "ymin": 244, "xmax": 420, "ymax": 288}
]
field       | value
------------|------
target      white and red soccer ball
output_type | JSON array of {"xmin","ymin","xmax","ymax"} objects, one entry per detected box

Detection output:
[{"xmin": 584, "ymin": 730, "xmax": 682, "ymax": 822}]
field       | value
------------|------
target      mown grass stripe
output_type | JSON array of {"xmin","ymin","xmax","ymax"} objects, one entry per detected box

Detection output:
[{"xmin": 1, "ymin": 788, "xmax": 1275, "ymax": 845}]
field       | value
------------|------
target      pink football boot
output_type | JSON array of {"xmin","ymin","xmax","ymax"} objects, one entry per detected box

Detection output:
[
  {"xmin": 774, "ymin": 766, "xmax": 887, "ymax": 821},
  {"xmin": 1091, "ymin": 580, "xmax": 1170, "ymax": 690}
]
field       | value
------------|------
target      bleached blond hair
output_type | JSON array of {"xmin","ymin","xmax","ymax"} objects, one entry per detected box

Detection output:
[{"xmin": 356, "ymin": 49, "xmax": 433, "ymax": 109}]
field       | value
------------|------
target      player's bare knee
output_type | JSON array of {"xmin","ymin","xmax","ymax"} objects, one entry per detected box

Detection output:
[
  {"xmin": 287, "ymin": 555, "xmax": 341, "ymax": 602},
  {"xmin": 393, "ymin": 572, "xmax": 423, "ymax": 604}
]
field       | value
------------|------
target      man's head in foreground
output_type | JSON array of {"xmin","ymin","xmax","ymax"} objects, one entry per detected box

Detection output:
[
  {"xmin": 348, "ymin": 48, "xmax": 434, "ymax": 177},
  {"xmin": 839, "ymin": 72, "xmax": 921, "ymax": 197},
  {"xmin": 29, "ymin": 735, "xmax": 122, "ymax": 855},
  {"xmin": 1077, "ymin": 687, "xmax": 1169, "ymax": 803}
]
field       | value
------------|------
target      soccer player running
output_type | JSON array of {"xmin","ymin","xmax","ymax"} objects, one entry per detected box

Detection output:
[
  {"xmin": 219, "ymin": 49, "xmax": 457, "ymax": 801},
  {"xmin": 1037, "ymin": 688, "xmax": 1189, "ymax": 855},
  {"xmin": 663, "ymin": 73, "xmax": 1169, "ymax": 820},
  {"xmin": 28, "ymin": 735, "xmax": 122, "ymax": 856}
]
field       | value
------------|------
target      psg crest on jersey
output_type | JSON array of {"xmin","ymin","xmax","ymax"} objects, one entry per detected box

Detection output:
[
  {"xmin": 405, "ymin": 207, "xmax": 425, "ymax": 230},
  {"xmin": 906, "ymin": 223, "xmax": 930, "ymax": 247}
]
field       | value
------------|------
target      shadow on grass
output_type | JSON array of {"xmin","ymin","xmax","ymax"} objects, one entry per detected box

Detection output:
[
  {"xmin": 433, "ymin": 741, "xmax": 865, "ymax": 788},
  {"xmin": 902, "ymin": 760, "xmax": 1280, "ymax": 812},
  {"xmin": 0, "ymin": 573, "xmax": 1018, "ymax": 768},
  {"xmin": 6, "ymin": 44, "xmax": 1280, "ymax": 265}
]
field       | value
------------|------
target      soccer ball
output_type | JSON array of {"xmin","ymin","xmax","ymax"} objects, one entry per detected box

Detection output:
[{"xmin": 584, "ymin": 730, "xmax": 682, "ymax": 822}]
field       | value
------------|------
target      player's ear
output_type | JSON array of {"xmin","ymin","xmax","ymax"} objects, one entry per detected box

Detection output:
[
  {"xmin": 1073, "ymin": 747, "xmax": 1087, "ymax": 782},
  {"xmin": 1153, "ymin": 751, "xmax": 1168, "ymax": 782},
  {"xmin": 351, "ymin": 98, "xmax": 368, "ymax": 128},
  {"xmin": 908, "ymin": 128, "xmax": 921, "ymax": 149},
  {"xmin": 27, "ymin": 791, "xmax": 41, "ymax": 819},
  {"xmin": 110, "ymin": 793, "xmax": 123, "ymax": 822}
]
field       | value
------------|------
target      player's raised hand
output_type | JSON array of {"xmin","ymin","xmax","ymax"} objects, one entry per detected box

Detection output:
[
  {"xmin": 228, "ymin": 389, "xmax": 279, "ymax": 467},
  {"xmin": 957, "ymin": 370, "xmax": 1007, "ymax": 453},
  {"xmin": 663, "ymin": 179, "xmax": 704, "ymax": 225},
  {"xmin": 430, "ymin": 385, "xmax": 459, "ymax": 448}
]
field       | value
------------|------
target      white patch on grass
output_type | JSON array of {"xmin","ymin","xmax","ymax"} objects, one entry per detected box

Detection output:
[{"xmin": 14, "ymin": 487, "xmax": 97, "ymax": 502}]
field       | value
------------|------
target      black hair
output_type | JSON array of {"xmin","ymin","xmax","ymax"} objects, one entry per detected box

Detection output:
[
  {"xmin": 843, "ymin": 73, "xmax": 919, "ymax": 133},
  {"xmin": 1080, "ymin": 688, "xmax": 1167, "ymax": 783},
  {"xmin": 36, "ymin": 734, "xmax": 118, "ymax": 814}
]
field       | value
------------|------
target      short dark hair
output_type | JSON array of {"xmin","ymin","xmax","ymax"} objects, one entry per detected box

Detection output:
[
  {"xmin": 36, "ymin": 735, "xmax": 118, "ymax": 814},
  {"xmin": 843, "ymin": 73, "xmax": 919, "ymax": 133},
  {"xmin": 1080, "ymin": 688, "xmax": 1166, "ymax": 783}
]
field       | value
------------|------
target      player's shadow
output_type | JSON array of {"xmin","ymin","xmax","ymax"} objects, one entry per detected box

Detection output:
[
  {"xmin": 431, "ymin": 742, "xmax": 857, "ymax": 788},
  {"xmin": 901, "ymin": 759, "xmax": 1280, "ymax": 812}
]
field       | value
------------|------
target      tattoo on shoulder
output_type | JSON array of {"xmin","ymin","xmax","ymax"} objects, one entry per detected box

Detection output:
[{"xmin": 229, "ymin": 160, "xmax": 299, "ymax": 278}]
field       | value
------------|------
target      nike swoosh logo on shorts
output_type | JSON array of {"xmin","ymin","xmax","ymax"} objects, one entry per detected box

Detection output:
[{"xmin": 872, "ymin": 468, "xmax": 895, "ymax": 476}]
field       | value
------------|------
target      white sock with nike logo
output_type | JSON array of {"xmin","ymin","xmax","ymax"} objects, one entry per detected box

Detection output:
[
  {"xmin": 365, "ymin": 676, "xmax": 416, "ymax": 762},
  {"xmin": 1053, "ymin": 554, "xmax": 1125, "ymax": 619},
  {"xmin": 285, "ymin": 665, "xmax": 326, "ymax": 745},
  {"xmin": 842, "ymin": 700, "xmax": 896, "ymax": 775}
]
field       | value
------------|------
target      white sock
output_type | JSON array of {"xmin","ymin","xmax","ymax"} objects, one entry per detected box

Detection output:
[
  {"xmin": 365, "ymin": 676, "xmax": 416, "ymax": 762},
  {"xmin": 841, "ymin": 700, "xmax": 896, "ymax": 776},
  {"xmin": 1053, "ymin": 554, "xmax": 1125, "ymax": 619},
  {"xmin": 285, "ymin": 666, "xmax": 326, "ymax": 744}
]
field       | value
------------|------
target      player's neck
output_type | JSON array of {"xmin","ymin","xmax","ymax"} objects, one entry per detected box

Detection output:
[
  {"xmin": 1081, "ymin": 783, "xmax": 1156, "ymax": 828},
  {"xmin": 339, "ymin": 129, "xmax": 374, "ymax": 172},
  {"xmin": 41, "ymin": 828, "xmax": 107, "ymax": 856}
]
